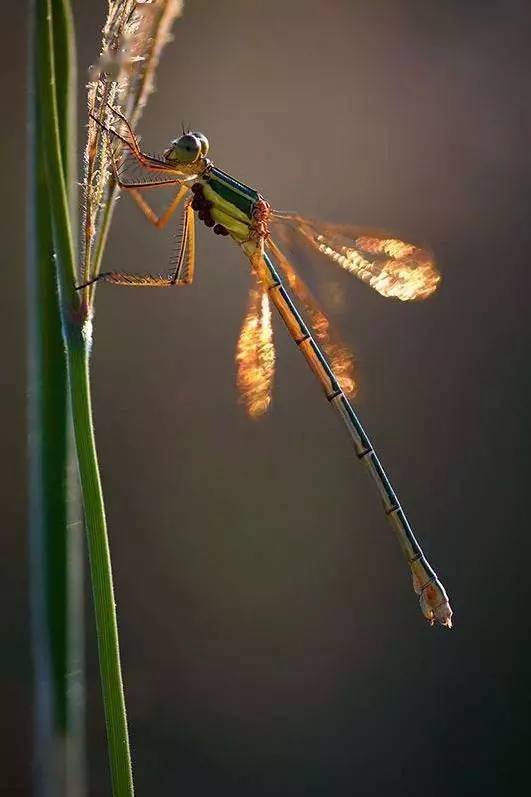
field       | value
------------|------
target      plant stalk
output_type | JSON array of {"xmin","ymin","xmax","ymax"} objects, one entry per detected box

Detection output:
[
  {"xmin": 28, "ymin": 0, "xmax": 84, "ymax": 793},
  {"xmin": 67, "ymin": 341, "xmax": 135, "ymax": 797},
  {"xmin": 35, "ymin": 0, "xmax": 134, "ymax": 793}
]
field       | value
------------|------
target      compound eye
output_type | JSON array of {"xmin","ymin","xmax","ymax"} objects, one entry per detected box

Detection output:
[
  {"xmin": 191, "ymin": 131, "xmax": 209, "ymax": 156},
  {"xmin": 165, "ymin": 134, "xmax": 202, "ymax": 163}
]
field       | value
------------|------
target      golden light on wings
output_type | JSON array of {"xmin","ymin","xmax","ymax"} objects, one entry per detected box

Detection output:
[
  {"xmin": 272, "ymin": 215, "xmax": 441, "ymax": 302},
  {"xmin": 236, "ymin": 287, "xmax": 276, "ymax": 418},
  {"xmin": 267, "ymin": 238, "xmax": 357, "ymax": 397}
]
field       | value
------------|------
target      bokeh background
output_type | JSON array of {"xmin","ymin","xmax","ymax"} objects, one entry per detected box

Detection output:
[{"xmin": 4, "ymin": 0, "xmax": 531, "ymax": 793}]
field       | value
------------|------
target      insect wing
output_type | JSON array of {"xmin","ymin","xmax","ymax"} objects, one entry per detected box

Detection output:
[
  {"xmin": 267, "ymin": 238, "xmax": 357, "ymax": 397},
  {"xmin": 271, "ymin": 213, "xmax": 440, "ymax": 302},
  {"xmin": 236, "ymin": 285, "xmax": 276, "ymax": 418}
]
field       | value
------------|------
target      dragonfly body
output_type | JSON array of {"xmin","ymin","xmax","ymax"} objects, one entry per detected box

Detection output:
[
  {"xmin": 252, "ymin": 249, "xmax": 450, "ymax": 627},
  {"xmin": 192, "ymin": 166, "xmax": 271, "ymax": 248},
  {"xmin": 188, "ymin": 164, "xmax": 451, "ymax": 625},
  {"xmin": 80, "ymin": 108, "xmax": 452, "ymax": 627}
]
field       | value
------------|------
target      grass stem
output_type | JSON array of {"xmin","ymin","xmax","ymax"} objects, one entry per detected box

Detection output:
[{"xmin": 34, "ymin": 1, "xmax": 135, "ymax": 793}]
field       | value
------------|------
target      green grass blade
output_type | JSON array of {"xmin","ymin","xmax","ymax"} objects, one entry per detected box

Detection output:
[
  {"xmin": 27, "ymin": 111, "xmax": 72, "ymax": 796},
  {"xmin": 36, "ymin": 0, "xmax": 76, "ymax": 301},
  {"xmin": 66, "ymin": 347, "xmax": 135, "ymax": 797},
  {"xmin": 28, "ymin": 0, "xmax": 84, "ymax": 793},
  {"xmin": 35, "ymin": 1, "xmax": 135, "ymax": 793}
]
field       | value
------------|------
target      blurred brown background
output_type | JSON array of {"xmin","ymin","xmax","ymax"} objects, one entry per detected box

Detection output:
[{"xmin": 4, "ymin": 0, "xmax": 531, "ymax": 794}]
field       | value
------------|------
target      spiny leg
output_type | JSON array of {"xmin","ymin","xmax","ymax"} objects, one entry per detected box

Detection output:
[
  {"xmin": 107, "ymin": 131, "xmax": 185, "ymax": 191},
  {"xmin": 76, "ymin": 202, "xmax": 196, "ymax": 289},
  {"xmin": 122, "ymin": 184, "xmax": 190, "ymax": 230},
  {"xmin": 104, "ymin": 133, "xmax": 192, "ymax": 231},
  {"xmin": 172, "ymin": 200, "xmax": 196, "ymax": 285},
  {"xmin": 97, "ymin": 103, "xmax": 180, "ymax": 174}
]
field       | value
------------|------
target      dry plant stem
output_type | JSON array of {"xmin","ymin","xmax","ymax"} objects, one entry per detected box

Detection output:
[
  {"xmin": 37, "ymin": 0, "xmax": 134, "ymax": 794},
  {"xmin": 91, "ymin": 177, "xmax": 117, "ymax": 287},
  {"xmin": 88, "ymin": 0, "xmax": 183, "ymax": 290}
]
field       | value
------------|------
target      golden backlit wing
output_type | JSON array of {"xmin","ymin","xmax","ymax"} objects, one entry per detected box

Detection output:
[
  {"xmin": 271, "ymin": 212, "xmax": 440, "ymax": 302},
  {"xmin": 267, "ymin": 238, "xmax": 357, "ymax": 397},
  {"xmin": 236, "ymin": 283, "xmax": 276, "ymax": 418}
]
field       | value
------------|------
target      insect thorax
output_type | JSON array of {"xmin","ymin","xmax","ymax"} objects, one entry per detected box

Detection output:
[{"xmin": 191, "ymin": 166, "xmax": 270, "ymax": 242}]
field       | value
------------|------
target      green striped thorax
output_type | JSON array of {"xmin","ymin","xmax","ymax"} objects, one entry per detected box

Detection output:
[
  {"xmin": 188, "ymin": 164, "xmax": 268, "ymax": 243},
  {"xmin": 203, "ymin": 168, "xmax": 260, "ymax": 219}
]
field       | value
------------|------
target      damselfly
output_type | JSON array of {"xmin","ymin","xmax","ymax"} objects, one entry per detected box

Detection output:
[{"xmin": 79, "ymin": 105, "xmax": 452, "ymax": 627}]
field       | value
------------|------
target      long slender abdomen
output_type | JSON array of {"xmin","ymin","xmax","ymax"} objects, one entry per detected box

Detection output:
[{"xmin": 250, "ymin": 246, "xmax": 452, "ymax": 628}]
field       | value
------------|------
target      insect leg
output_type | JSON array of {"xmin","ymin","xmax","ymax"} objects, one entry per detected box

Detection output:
[{"xmin": 76, "ymin": 203, "xmax": 196, "ymax": 289}]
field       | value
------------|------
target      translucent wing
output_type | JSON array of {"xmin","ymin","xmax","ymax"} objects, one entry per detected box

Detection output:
[
  {"xmin": 267, "ymin": 238, "xmax": 357, "ymax": 397},
  {"xmin": 236, "ymin": 283, "xmax": 276, "ymax": 418},
  {"xmin": 271, "ymin": 212, "xmax": 440, "ymax": 302}
]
